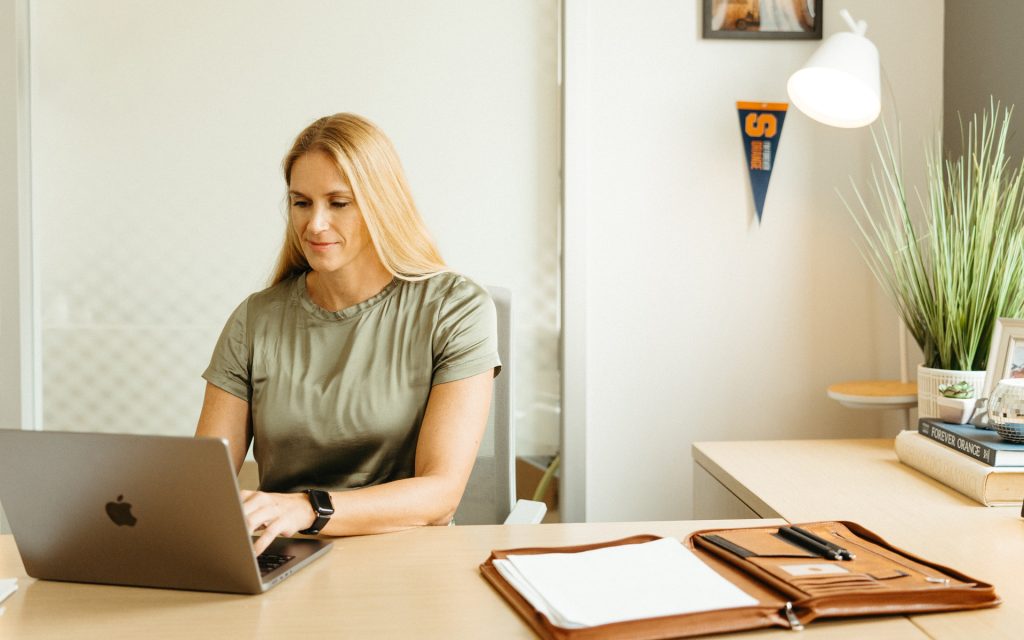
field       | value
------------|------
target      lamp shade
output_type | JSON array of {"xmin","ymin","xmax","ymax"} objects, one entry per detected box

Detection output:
[{"xmin": 787, "ymin": 30, "xmax": 880, "ymax": 128}]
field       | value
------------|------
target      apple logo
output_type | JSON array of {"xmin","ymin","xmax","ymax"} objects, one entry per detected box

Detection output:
[{"xmin": 105, "ymin": 495, "xmax": 137, "ymax": 527}]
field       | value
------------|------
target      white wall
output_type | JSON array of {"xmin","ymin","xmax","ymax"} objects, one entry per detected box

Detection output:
[
  {"xmin": 25, "ymin": 1, "xmax": 560, "ymax": 454},
  {"xmin": 567, "ymin": 0, "xmax": 943, "ymax": 522}
]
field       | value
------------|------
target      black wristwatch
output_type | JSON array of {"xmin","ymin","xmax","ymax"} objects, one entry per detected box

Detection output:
[{"xmin": 298, "ymin": 489, "xmax": 334, "ymax": 535}]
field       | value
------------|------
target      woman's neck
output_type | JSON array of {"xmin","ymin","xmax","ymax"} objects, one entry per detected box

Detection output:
[{"xmin": 306, "ymin": 262, "xmax": 394, "ymax": 312}]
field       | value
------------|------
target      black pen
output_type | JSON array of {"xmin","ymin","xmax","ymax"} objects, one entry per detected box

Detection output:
[
  {"xmin": 790, "ymin": 526, "xmax": 855, "ymax": 561},
  {"xmin": 777, "ymin": 527, "xmax": 843, "ymax": 560}
]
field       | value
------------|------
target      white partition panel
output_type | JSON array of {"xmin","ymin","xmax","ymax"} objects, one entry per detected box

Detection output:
[{"xmin": 30, "ymin": 0, "xmax": 560, "ymax": 454}]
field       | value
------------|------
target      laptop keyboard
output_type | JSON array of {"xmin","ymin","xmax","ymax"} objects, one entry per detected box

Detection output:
[{"xmin": 257, "ymin": 553, "xmax": 295, "ymax": 576}]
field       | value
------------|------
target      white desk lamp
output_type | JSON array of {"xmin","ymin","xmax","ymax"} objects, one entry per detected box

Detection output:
[
  {"xmin": 787, "ymin": 9, "xmax": 916, "ymax": 417},
  {"xmin": 787, "ymin": 9, "xmax": 880, "ymax": 128}
]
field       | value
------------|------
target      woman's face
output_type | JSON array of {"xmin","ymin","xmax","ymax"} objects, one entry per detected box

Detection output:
[{"xmin": 288, "ymin": 151, "xmax": 378, "ymax": 277}]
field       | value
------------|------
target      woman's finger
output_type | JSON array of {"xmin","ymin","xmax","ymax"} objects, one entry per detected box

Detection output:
[
  {"xmin": 244, "ymin": 503, "xmax": 280, "ymax": 534},
  {"xmin": 253, "ymin": 529, "xmax": 276, "ymax": 556}
]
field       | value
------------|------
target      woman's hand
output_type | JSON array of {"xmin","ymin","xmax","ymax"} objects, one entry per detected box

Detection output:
[{"xmin": 240, "ymin": 490, "xmax": 315, "ymax": 555}]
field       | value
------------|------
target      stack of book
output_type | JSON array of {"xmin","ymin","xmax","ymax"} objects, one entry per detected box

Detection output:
[{"xmin": 894, "ymin": 418, "xmax": 1024, "ymax": 506}]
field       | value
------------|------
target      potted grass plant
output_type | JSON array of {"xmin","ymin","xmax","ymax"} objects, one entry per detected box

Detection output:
[{"xmin": 844, "ymin": 102, "xmax": 1024, "ymax": 418}]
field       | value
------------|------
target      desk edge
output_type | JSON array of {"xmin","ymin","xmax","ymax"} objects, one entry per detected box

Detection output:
[{"xmin": 692, "ymin": 443, "xmax": 783, "ymax": 519}]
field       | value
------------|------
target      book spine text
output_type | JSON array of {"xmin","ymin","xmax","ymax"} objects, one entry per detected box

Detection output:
[{"xmin": 918, "ymin": 421, "xmax": 996, "ymax": 466}]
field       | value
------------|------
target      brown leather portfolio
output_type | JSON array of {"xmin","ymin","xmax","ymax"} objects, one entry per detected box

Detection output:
[{"xmin": 480, "ymin": 520, "xmax": 999, "ymax": 639}]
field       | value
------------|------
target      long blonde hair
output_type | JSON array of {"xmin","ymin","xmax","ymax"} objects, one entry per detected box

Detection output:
[{"xmin": 270, "ymin": 113, "xmax": 446, "ymax": 285}]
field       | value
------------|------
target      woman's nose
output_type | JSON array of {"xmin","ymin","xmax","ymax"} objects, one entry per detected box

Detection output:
[{"xmin": 309, "ymin": 205, "xmax": 330, "ymax": 232}]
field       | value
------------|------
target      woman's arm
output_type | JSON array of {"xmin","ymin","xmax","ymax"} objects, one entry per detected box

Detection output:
[
  {"xmin": 241, "ymin": 369, "xmax": 493, "ymax": 554},
  {"xmin": 194, "ymin": 382, "xmax": 252, "ymax": 474}
]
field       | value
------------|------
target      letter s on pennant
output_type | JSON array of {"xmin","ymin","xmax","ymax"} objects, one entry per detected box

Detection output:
[{"xmin": 744, "ymin": 113, "xmax": 778, "ymax": 138}]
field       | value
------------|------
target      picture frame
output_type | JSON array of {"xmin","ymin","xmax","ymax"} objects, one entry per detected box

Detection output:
[
  {"xmin": 703, "ymin": 0, "xmax": 823, "ymax": 40},
  {"xmin": 982, "ymin": 318, "xmax": 1024, "ymax": 399}
]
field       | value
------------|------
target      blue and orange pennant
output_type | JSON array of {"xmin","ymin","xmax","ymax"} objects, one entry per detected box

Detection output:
[{"xmin": 737, "ymin": 101, "xmax": 787, "ymax": 223}]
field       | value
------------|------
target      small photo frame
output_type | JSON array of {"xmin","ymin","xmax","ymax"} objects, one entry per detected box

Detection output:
[
  {"xmin": 703, "ymin": 0, "xmax": 823, "ymax": 40},
  {"xmin": 982, "ymin": 318, "xmax": 1024, "ymax": 399}
]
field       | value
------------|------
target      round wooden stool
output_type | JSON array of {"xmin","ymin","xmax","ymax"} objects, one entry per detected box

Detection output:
[{"xmin": 826, "ymin": 380, "xmax": 918, "ymax": 409}]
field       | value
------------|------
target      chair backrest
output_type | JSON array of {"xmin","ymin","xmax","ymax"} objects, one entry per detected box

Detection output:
[{"xmin": 453, "ymin": 286, "xmax": 516, "ymax": 524}]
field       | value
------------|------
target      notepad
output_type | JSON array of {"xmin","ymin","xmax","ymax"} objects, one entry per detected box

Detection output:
[{"xmin": 493, "ymin": 537, "xmax": 758, "ymax": 628}]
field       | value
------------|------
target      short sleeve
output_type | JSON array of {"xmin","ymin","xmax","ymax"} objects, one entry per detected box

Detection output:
[
  {"xmin": 431, "ymin": 278, "xmax": 502, "ymax": 385},
  {"xmin": 202, "ymin": 298, "xmax": 252, "ymax": 402}
]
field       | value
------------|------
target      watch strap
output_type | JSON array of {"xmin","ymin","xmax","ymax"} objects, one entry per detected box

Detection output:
[{"xmin": 298, "ymin": 489, "xmax": 334, "ymax": 535}]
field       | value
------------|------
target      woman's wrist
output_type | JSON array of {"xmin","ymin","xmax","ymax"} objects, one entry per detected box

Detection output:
[{"xmin": 298, "ymin": 489, "xmax": 335, "ymax": 534}]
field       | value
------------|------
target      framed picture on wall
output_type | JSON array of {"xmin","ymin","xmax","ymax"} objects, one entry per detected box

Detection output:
[
  {"xmin": 703, "ymin": 0, "xmax": 823, "ymax": 40},
  {"xmin": 983, "ymin": 318, "xmax": 1024, "ymax": 399}
]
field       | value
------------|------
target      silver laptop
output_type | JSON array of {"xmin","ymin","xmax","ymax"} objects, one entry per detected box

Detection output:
[{"xmin": 0, "ymin": 430, "xmax": 332, "ymax": 594}]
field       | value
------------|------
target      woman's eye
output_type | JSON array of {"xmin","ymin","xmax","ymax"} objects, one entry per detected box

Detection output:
[
  {"xmin": 331, "ymin": 201, "xmax": 350, "ymax": 209},
  {"xmin": 291, "ymin": 200, "xmax": 310, "ymax": 208}
]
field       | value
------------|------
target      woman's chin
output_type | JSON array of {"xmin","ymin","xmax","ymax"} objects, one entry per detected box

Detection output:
[{"xmin": 304, "ymin": 255, "xmax": 341, "ymax": 273}]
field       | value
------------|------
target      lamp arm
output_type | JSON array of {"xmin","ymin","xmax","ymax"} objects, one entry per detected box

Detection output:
[{"xmin": 839, "ymin": 9, "xmax": 868, "ymax": 36}]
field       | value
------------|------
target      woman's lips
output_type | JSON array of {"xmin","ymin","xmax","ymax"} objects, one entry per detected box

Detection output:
[{"xmin": 307, "ymin": 240, "xmax": 338, "ymax": 252}]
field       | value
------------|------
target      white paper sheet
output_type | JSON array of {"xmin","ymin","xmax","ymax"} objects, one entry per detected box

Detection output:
[
  {"xmin": 495, "ymin": 537, "xmax": 758, "ymax": 628},
  {"xmin": 0, "ymin": 578, "xmax": 17, "ymax": 605}
]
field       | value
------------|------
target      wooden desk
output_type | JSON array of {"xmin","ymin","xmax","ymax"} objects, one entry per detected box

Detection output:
[
  {"xmin": 0, "ymin": 520, "xmax": 927, "ymax": 639},
  {"xmin": 693, "ymin": 438, "xmax": 1024, "ymax": 639}
]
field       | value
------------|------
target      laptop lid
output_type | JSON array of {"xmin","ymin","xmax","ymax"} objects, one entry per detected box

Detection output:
[{"xmin": 0, "ymin": 430, "xmax": 331, "ymax": 594}]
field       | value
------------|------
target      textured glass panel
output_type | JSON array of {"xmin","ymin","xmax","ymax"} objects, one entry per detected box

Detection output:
[
  {"xmin": 33, "ymin": 0, "xmax": 561, "ymax": 453},
  {"xmin": 42, "ymin": 327, "xmax": 212, "ymax": 435}
]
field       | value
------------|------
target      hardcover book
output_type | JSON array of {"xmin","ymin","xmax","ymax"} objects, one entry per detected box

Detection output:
[
  {"xmin": 918, "ymin": 418, "xmax": 1024, "ymax": 467},
  {"xmin": 894, "ymin": 431, "xmax": 1024, "ymax": 506}
]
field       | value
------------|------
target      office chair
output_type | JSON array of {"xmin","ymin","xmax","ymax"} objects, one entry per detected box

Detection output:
[{"xmin": 454, "ymin": 286, "xmax": 547, "ymax": 525}]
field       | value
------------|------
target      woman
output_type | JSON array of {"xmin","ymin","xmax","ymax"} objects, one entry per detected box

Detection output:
[{"xmin": 196, "ymin": 113, "xmax": 500, "ymax": 554}]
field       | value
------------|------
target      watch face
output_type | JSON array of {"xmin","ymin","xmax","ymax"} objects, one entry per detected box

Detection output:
[{"xmin": 308, "ymin": 490, "xmax": 334, "ymax": 515}]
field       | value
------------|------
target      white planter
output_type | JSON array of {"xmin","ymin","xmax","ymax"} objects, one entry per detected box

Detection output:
[
  {"xmin": 936, "ymin": 397, "xmax": 977, "ymax": 424},
  {"xmin": 917, "ymin": 365, "xmax": 986, "ymax": 420}
]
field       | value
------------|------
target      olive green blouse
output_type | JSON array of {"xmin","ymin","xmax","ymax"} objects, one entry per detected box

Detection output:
[{"xmin": 202, "ymin": 271, "xmax": 501, "ymax": 493}]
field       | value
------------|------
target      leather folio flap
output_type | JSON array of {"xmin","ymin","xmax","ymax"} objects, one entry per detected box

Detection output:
[{"xmin": 479, "ymin": 521, "xmax": 1000, "ymax": 640}]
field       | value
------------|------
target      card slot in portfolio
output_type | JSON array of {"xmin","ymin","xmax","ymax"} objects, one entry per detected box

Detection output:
[
  {"xmin": 787, "ymin": 574, "xmax": 879, "ymax": 586},
  {"xmin": 790, "ymin": 580, "xmax": 886, "ymax": 596},
  {"xmin": 743, "ymin": 554, "xmax": 928, "ymax": 592},
  {"xmin": 818, "ymin": 526, "xmax": 968, "ymax": 585},
  {"xmin": 801, "ymin": 524, "xmax": 975, "ymax": 588},
  {"xmin": 801, "ymin": 584, "xmax": 888, "ymax": 596},
  {"xmin": 480, "ymin": 520, "xmax": 1000, "ymax": 640}
]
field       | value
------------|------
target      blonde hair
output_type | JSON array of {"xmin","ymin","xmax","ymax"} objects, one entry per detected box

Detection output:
[{"xmin": 270, "ymin": 113, "xmax": 446, "ymax": 285}]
